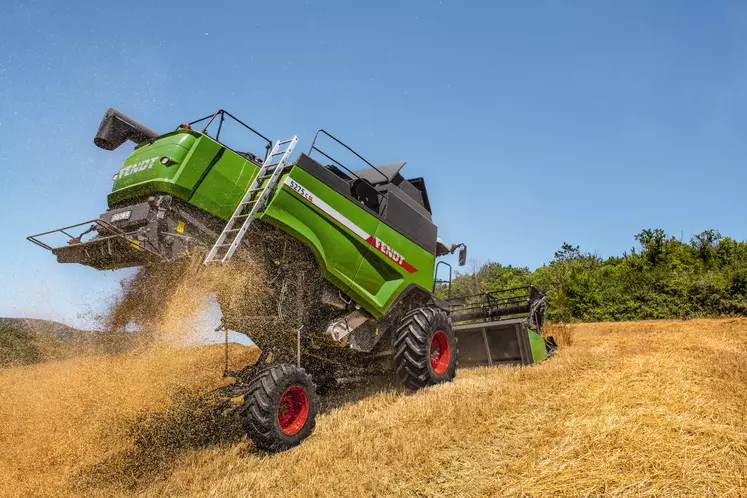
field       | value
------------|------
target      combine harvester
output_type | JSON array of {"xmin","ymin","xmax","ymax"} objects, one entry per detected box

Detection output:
[{"xmin": 29, "ymin": 109, "xmax": 556, "ymax": 451}]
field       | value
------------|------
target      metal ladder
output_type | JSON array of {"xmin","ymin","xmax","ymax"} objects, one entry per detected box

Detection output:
[{"xmin": 204, "ymin": 136, "xmax": 299, "ymax": 264}]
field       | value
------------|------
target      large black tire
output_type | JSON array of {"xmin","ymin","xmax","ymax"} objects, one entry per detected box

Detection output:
[
  {"xmin": 242, "ymin": 364, "xmax": 320, "ymax": 452},
  {"xmin": 394, "ymin": 307, "xmax": 457, "ymax": 390}
]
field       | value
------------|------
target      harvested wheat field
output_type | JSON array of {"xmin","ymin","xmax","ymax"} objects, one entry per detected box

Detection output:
[{"xmin": 1, "ymin": 318, "xmax": 745, "ymax": 497}]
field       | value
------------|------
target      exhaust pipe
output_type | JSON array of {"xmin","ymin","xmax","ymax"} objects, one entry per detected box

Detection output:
[{"xmin": 94, "ymin": 108, "xmax": 159, "ymax": 151}]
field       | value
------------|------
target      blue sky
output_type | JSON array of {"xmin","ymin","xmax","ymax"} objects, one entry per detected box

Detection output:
[{"xmin": 1, "ymin": 0, "xmax": 746, "ymax": 328}]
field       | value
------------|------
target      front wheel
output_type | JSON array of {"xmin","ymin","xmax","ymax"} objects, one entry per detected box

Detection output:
[
  {"xmin": 394, "ymin": 307, "xmax": 457, "ymax": 390},
  {"xmin": 242, "ymin": 364, "xmax": 320, "ymax": 452}
]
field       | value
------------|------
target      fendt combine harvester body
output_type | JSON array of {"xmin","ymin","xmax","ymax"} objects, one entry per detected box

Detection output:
[{"xmin": 29, "ymin": 109, "xmax": 556, "ymax": 451}]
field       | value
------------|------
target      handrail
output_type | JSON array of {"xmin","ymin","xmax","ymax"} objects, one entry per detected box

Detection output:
[
  {"xmin": 308, "ymin": 129, "xmax": 389, "ymax": 184},
  {"xmin": 433, "ymin": 261, "xmax": 453, "ymax": 300},
  {"xmin": 185, "ymin": 109, "xmax": 273, "ymax": 161}
]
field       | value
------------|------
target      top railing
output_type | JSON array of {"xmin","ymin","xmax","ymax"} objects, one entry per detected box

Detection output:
[
  {"xmin": 308, "ymin": 129, "xmax": 390, "ymax": 185},
  {"xmin": 183, "ymin": 109, "xmax": 273, "ymax": 162}
]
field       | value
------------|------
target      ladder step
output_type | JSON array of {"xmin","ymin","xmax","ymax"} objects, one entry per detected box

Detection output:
[{"xmin": 205, "ymin": 135, "xmax": 298, "ymax": 266}]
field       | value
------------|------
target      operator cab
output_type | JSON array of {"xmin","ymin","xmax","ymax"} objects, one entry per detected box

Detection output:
[{"xmin": 295, "ymin": 129, "xmax": 438, "ymax": 255}]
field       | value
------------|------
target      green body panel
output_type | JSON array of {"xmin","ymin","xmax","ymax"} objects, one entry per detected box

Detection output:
[
  {"xmin": 189, "ymin": 146, "xmax": 258, "ymax": 219},
  {"xmin": 108, "ymin": 131, "xmax": 260, "ymax": 220},
  {"xmin": 259, "ymin": 166, "xmax": 436, "ymax": 318},
  {"xmin": 354, "ymin": 221, "xmax": 435, "ymax": 313},
  {"xmin": 528, "ymin": 329, "xmax": 548, "ymax": 363},
  {"xmin": 260, "ymin": 166, "xmax": 378, "ymax": 297},
  {"xmin": 107, "ymin": 131, "xmax": 436, "ymax": 319},
  {"xmin": 108, "ymin": 131, "xmax": 196, "ymax": 205}
]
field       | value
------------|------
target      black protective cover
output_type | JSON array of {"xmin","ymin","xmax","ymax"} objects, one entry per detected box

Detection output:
[
  {"xmin": 94, "ymin": 108, "xmax": 159, "ymax": 151},
  {"xmin": 294, "ymin": 154, "xmax": 437, "ymax": 254}
]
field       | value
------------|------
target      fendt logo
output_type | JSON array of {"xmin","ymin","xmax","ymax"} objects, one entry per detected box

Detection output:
[
  {"xmin": 113, "ymin": 157, "xmax": 158, "ymax": 181},
  {"xmin": 373, "ymin": 237, "xmax": 404, "ymax": 266}
]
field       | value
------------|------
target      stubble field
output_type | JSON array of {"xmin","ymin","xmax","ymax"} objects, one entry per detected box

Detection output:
[{"xmin": 0, "ymin": 318, "xmax": 745, "ymax": 497}]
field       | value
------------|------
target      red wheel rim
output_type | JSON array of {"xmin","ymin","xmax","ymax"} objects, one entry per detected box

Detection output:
[
  {"xmin": 429, "ymin": 330, "xmax": 451, "ymax": 375},
  {"xmin": 277, "ymin": 386, "xmax": 309, "ymax": 435}
]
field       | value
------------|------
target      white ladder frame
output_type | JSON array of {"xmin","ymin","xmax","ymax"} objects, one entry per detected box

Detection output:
[{"xmin": 204, "ymin": 136, "xmax": 299, "ymax": 263}]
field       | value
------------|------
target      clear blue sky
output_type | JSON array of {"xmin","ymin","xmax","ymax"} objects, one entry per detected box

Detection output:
[{"xmin": 1, "ymin": 0, "xmax": 746, "ymax": 327}]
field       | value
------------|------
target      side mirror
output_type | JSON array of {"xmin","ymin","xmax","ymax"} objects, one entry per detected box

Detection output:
[
  {"xmin": 458, "ymin": 245, "xmax": 467, "ymax": 266},
  {"xmin": 448, "ymin": 242, "xmax": 467, "ymax": 266}
]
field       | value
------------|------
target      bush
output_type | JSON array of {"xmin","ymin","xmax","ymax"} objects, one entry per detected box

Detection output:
[{"xmin": 451, "ymin": 229, "xmax": 747, "ymax": 322}]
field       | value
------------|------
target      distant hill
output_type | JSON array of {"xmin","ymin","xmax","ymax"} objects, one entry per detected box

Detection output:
[{"xmin": 0, "ymin": 318, "xmax": 141, "ymax": 367}]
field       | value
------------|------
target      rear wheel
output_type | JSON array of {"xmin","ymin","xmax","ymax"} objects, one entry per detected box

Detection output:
[
  {"xmin": 242, "ymin": 364, "xmax": 320, "ymax": 452},
  {"xmin": 394, "ymin": 307, "xmax": 457, "ymax": 389}
]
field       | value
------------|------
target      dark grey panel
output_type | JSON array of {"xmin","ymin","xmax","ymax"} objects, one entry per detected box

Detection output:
[
  {"xmin": 99, "ymin": 201, "xmax": 152, "ymax": 230},
  {"xmin": 454, "ymin": 319, "xmax": 534, "ymax": 367},
  {"xmin": 294, "ymin": 154, "xmax": 437, "ymax": 255},
  {"xmin": 383, "ymin": 183, "xmax": 432, "ymax": 220},
  {"xmin": 296, "ymin": 153, "xmax": 353, "ymax": 198},
  {"xmin": 353, "ymin": 161, "xmax": 406, "ymax": 184},
  {"xmin": 487, "ymin": 325, "xmax": 523, "ymax": 363},
  {"xmin": 396, "ymin": 179, "xmax": 427, "ymax": 211},
  {"xmin": 455, "ymin": 328, "xmax": 494, "ymax": 367},
  {"xmin": 407, "ymin": 177, "xmax": 432, "ymax": 214},
  {"xmin": 381, "ymin": 185, "xmax": 437, "ymax": 254}
]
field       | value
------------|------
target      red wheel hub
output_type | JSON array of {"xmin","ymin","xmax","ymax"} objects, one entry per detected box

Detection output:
[
  {"xmin": 277, "ymin": 386, "xmax": 309, "ymax": 435},
  {"xmin": 429, "ymin": 330, "xmax": 451, "ymax": 375}
]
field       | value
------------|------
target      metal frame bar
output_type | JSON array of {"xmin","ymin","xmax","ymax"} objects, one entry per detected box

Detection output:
[
  {"xmin": 433, "ymin": 261, "xmax": 453, "ymax": 299},
  {"xmin": 449, "ymin": 285, "xmax": 546, "ymax": 325},
  {"xmin": 308, "ymin": 129, "xmax": 389, "ymax": 184},
  {"xmin": 27, "ymin": 218, "xmax": 165, "ymax": 259},
  {"xmin": 187, "ymin": 109, "xmax": 273, "ymax": 161},
  {"xmin": 28, "ymin": 219, "xmax": 119, "ymax": 250},
  {"xmin": 481, "ymin": 327, "xmax": 493, "ymax": 366},
  {"xmin": 515, "ymin": 321, "xmax": 534, "ymax": 365},
  {"xmin": 450, "ymin": 286, "xmax": 535, "ymax": 312},
  {"xmin": 452, "ymin": 285, "xmax": 535, "ymax": 301}
]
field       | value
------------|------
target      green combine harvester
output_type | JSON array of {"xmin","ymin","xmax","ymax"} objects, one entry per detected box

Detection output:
[{"xmin": 29, "ymin": 109, "xmax": 556, "ymax": 451}]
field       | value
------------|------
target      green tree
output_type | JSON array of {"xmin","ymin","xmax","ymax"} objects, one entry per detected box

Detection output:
[{"xmin": 448, "ymin": 228, "xmax": 747, "ymax": 322}]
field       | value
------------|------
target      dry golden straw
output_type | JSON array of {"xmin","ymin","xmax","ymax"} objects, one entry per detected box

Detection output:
[{"xmin": 1, "ymin": 315, "xmax": 745, "ymax": 496}]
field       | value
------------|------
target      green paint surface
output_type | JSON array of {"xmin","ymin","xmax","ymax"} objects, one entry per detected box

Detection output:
[
  {"xmin": 108, "ymin": 131, "xmax": 436, "ymax": 318},
  {"xmin": 528, "ymin": 329, "xmax": 549, "ymax": 364}
]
